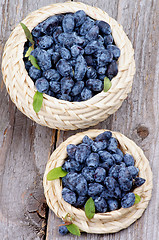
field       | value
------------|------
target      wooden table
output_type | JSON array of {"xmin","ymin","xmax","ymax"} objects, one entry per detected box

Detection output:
[{"xmin": 0, "ymin": 0, "xmax": 158, "ymax": 239}]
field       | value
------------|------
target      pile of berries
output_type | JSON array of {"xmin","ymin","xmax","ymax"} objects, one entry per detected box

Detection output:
[
  {"xmin": 61, "ymin": 131, "xmax": 145, "ymax": 213},
  {"xmin": 23, "ymin": 10, "xmax": 120, "ymax": 102}
]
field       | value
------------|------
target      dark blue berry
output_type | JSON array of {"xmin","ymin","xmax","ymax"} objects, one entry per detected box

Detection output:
[
  {"xmin": 101, "ymin": 189, "xmax": 114, "ymax": 199},
  {"xmin": 107, "ymin": 45, "xmax": 120, "ymax": 59},
  {"xmin": 107, "ymin": 199, "xmax": 119, "ymax": 211},
  {"xmin": 96, "ymin": 50, "xmax": 113, "ymax": 66},
  {"xmin": 62, "ymin": 187, "xmax": 76, "ymax": 205},
  {"xmin": 68, "ymin": 58, "xmax": 76, "ymax": 67},
  {"xmin": 104, "ymin": 34, "xmax": 113, "ymax": 46},
  {"xmin": 53, "ymin": 26, "xmax": 63, "ymax": 43},
  {"xmin": 32, "ymin": 23, "xmax": 42, "ymax": 38},
  {"xmin": 95, "ymin": 131, "xmax": 112, "ymax": 142},
  {"xmin": 29, "ymin": 66, "xmax": 42, "ymax": 80},
  {"xmin": 24, "ymin": 60, "xmax": 32, "ymax": 71},
  {"xmin": 84, "ymin": 40, "xmax": 99, "ymax": 55},
  {"xmin": 62, "ymin": 14, "xmax": 75, "ymax": 33},
  {"xmin": 36, "ymin": 49, "xmax": 52, "ymax": 71},
  {"xmin": 58, "ymin": 94, "xmax": 72, "ymax": 101},
  {"xmin": 82, "ymin": 135, "xmax": 94, "ymax": 145},
  {"xmin": 97, "ymin": 35, "xmax": 104, "ymax": 45},
  {"xmin": 80, "ymin": 17, "xmax": 94, "ymax": 36},
  {"xmin": 112, "ymin": 153, "xmax": 123, "ymax": 164},
  {"xmin": 59, "ymin": 226, "xmax": 68, "ymax": 235},
  {"xmin": 104, "ymin": 177, "xmax": 119, "ymax": 191},
  {"xmin": 74, "ymin": 10, "xmax": 86, "ymax": 27},
  {"xmin": 118, "ymin": 167, "xmax": 133, "ymax": 191},
  {"xmin": 70, "ymin": 81, "xmax": 84, "ymax": 96},
  {"xmin": 121, "ymin": 192, "xmax": 135, "ymax": 208},
  {"xmin": 99, "ymin": 162, "xmax": 109, "ymax": 171},
  {"xmin": 85, "ymin": 55, "xmax": 95, "ymax": 66},
  {"xmin": 41, "ymin": 15, "xmax": 62, "ymax": 35},
  {"xmin": 81, "ymin": 87, "xmax": 93, "ymax": 101},
  {"xmin": 38, "ymin": 35, "xmax": 54, "ymax": 49},
  {"xmin": 52, "ymin": 52, "xmax": 61, "ymax": 64},
  {"xmin": 47, "ymin": 90, "xmax": 55, "ymax": 97},
  {"xmin": 82, "ymin": 167, "xmax": 94, "ymax": 182},
  {"xmin": 86, "ymin": 67, "xmax": 97, "ymax": 79},
  {"xmin": 43, "ymin": 69, "xmax": 60, "ymax": 81},
  {"xmin": 97, "ymin": 67, "xmax": 107, "ymax": 75},
  {"xmin": 75, "ymin": 174, "xmax": 88, "ymax": 196},
  {"xmin": 86, "ymin": 79, "xmax": 103, "ymax": 92},
  {"xmin": 123, "ymin": 153, "xmax": 135, "ymax": 166},
  {"xmin": 88, "ymin": 183, "xmax": 104, "ymax": 196},
  {"xmin": 86, "ymin": 153, "xmax": 99, "ymax": 168},
  {"xmin": 35, "ymin": 78, "xmax": 49, "ymax": 93},
  {"xmin": 94, "ymin": 167, "xmax": 106, "ymax": 183},
  {"xmin": 71, "ymin": 45, "xmax": 84, "ymax": 58},
  {"xmin": 86, "ymin": 25, "xmax": 99, "ymax": 41},
  {"xmin": 74, "ymin": 55, "xmax": 87, "ymax": 81},
  {"xmin": 116, "ymin": 148, "xmax": 124, "ymax": 157},
  {"xmin": 106, "ymin": 60, "xmax": 118, "ymax": 79},
  {"xmin": 96, "ymin": 21, "xmax": 112, "ymax": 35},
  {"xmin": 62, "ymin": 172, "xmax": 78, "ymax": 191},
  {"xmin": 98, "ymin": 151, "xmax": 115, "ymax": 166},
  {"xmin": 98, "ymin": 74, "xmax": 106, "ymax": 80},
  {"xmin": 107, "ymin": 137, "xmax": 118, "ymax": 153},
  {"xmin": 75, "ymin": 143, "xmax": 91, "ymax": 163},
  {"xmin": 61, "ymin": 77, "xmax": 74, "ymax": 95},
  {"xmin": 56, "ymin": 59, "xmax": 73, "ymax": 77},
  {"xmin": 74, "ymin": 195, "xmax": 87, "ymax": 207},
  {"xmin": 49, "ymin": 81, "xmax": 60, "ymax": 93},
  {"xmin": 94, "ymin": 197, "xmax": 107, "ymax": 213},
  {"xmin": 47, "ymin": 48, "xmax": 55, "ymax": 56},
  {"xmin": 60, "ymin": 47, "xmax": 71, "ymax": 60},
  {"xmin": 134, "ymin": 177, "xmax": 146, "ymax": 187},
  {"xmin": 108, "ymin": 165, "xmax": 120, "ymax": 179},
  {"xmin": 127, "ymin": 166, "xmax": 139, "ymax": 178},
  {"xmin": 62, "ymin": 159, "xmax": 82, "ymax": 172},
  {"xmin": 67, "ymin": 144, "xmax": 77, "ymax": 159},
  {"xmin": 91, "ymin": 140, "xmax": 107, "ymax": 152}
]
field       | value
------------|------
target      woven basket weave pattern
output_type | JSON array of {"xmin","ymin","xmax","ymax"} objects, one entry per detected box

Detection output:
[
  {"xmin": 2, "ymin": 2, "xmax": 135, "ymax": 130},
  {"xmin": 43, "ymin": 130, "xmax": 152, "ymax": 234}
]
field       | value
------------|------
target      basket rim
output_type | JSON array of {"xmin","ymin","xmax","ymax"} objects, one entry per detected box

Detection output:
[{"xmin": 43, "ymin": 129, "xmax": 153, "ymax": 234}]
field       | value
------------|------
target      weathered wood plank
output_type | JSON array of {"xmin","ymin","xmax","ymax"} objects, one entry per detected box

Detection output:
[
  {"xmin": 0, "ymin": 0, "xmax": 60, "ymax": 239},
  {"xmin": 46, "ymin": 0, "xmax": 159, "ymax": 239}
]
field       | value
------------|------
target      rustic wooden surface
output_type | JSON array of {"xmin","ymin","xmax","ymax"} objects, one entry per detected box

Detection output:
[{"xmin": 0, "ymin": 0, "xmax": 159, "ymax": 239}]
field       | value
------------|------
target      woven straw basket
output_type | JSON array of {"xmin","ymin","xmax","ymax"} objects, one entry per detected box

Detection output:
[
  {"xmin": 43, "ymin": 129, "xmax": 152, "ymax": 234},
  {"xmin": 2, "ymin": 2, "xmax": 135, "ymax": 130}
]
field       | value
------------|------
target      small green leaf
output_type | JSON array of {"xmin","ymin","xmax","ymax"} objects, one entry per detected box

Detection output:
[
  {"xmin": 104, "ymin": 77, "xmax": 112, "ymax": 92},
  {"xmin": 66, "ymin": 224, "xmax": 80, "ymax": 236},
  {"xmin": 134, "ymin": 194, "xmax": 141, "ymax": 204},
  {"xmin": 33, "ymin": 91, "xmax": 43, "ymax": 113},
  {"xmin": 25, "ymin": 45, "xmax": 34, "ymax": 57},
  {"xmin": 85, "ymin": 197, "xmax": 95, "ymax": 219},
  {"xmin": 29, "ymin": 55, "xmax": 40, "ymax": 70},
  {"xmin": 20, "ymin": 22, "xmax": 34, "ymax": 44},
  {"xmin": 47, "ymin": 166, "xmax": 67, "ymax": 181}
]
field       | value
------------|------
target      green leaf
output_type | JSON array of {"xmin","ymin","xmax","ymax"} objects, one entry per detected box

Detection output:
[
  {"xmin": 104, "ymin": 77, "xmax": 112, "ymax": 92},
  {"xmin": 66, "ymin": 224, "xmax": 80, "ymax": 236},
  {"xmin": 33, "ymin": 91, "xmax": 43, "ymax": 113},
  {"xmin": 84, "ymin": 197, "xmax": 95, "ymax": 219},
  {"xmin": 25, "ymin": 45, "xmax": 34, "ymax": 57},
  {"xmin": 29, "ymin": 55, "xmax": 40, "ymax": 70},
  {"xmin": 47, "ymin": 166, "xmax": 67, "ymax": 181},
  {"xmin": 20, "ymin": 22, "xmax": 34, "ymax": 44},
  {"xmin": 134, "ymin": 194, "xmax": 141, "ymax": 204}
]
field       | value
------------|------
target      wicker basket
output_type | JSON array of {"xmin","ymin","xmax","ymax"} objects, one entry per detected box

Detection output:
[
  {"xmin": 43, "ymin": 129, "xmax": 152, "ymax": 234},
  {"xmin": 2, "ymin": 2, "xmax": 135, "ymax": 130}
]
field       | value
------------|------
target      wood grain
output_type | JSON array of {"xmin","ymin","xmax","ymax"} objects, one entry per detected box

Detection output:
[{"xmin": 0, "ymin": 0, "xmax": 159, "ymax": 239}]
